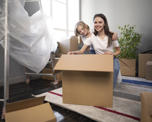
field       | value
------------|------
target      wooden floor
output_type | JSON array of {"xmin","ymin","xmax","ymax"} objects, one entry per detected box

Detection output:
[{"xmin": 0, "ymin": 79, "xmax": 95, "ymax": 122}]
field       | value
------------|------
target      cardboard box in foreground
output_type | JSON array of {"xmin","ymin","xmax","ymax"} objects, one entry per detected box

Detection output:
[
  {"xmin": 54, "ymin": 55, "xmax": 113, "ymax": 107},
  {"xmin": 140, "ymin": 92, "xmax": 152, "ymax": 122},
  {"xmin": 5, "ymin": 97, "xmax": 56, "ymax": 122}
]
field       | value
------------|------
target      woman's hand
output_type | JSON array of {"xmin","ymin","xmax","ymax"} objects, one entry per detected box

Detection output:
[
  {"xmin": 104, "ymin": 47, "xmax": 121, "ymax": 56},
  {"xmin": 104, "ymin": 51, "xmax": 114, "ymax": 55}
]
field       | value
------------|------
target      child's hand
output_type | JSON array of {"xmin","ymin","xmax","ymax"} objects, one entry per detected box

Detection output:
[
  {"xmin": 67, "ymin": 51, "xmax": 80, "ymax": 55},
  {"xmin": 67, "ymin": 51, "xmax": 73, "ymax": 55}
]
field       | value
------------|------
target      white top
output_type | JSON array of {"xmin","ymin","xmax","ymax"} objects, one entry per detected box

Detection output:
[
  {"xmin": 81, "ymin": 33, "xmax": 95, "ymax": 50},
  {"xmin": 84, "ymin": 35, "xmax": 119, "ymax": 54},
  {"xmin": 81, "ymin": 33, "xmax": 95, "ymax": 43}
]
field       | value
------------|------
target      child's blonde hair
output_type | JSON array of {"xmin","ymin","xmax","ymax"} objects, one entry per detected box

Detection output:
[{"xmin": 74, "ymin": 21, "xmax": 90, "ymax": 36}]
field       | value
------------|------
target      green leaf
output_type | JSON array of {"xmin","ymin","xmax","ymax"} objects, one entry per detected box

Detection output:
[{"xmin": 118, "ymin": 24, "xmax": 141, "ymax": 59}]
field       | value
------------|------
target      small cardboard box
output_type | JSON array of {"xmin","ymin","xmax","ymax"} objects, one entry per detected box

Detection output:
[
  {"xmin": 41, "ymin": 54, "xmax": 62, "ymax": 81},
  {"xmin": 140, "ymin": 92, "xmax": 152, "ymax": 122},
  {"xmin": 119, "ymin": 58, "xmax": 136, "ymax": 76},
  {"xmin": 145, "ymin": 61, "xmax": 152, "ymax": 80},
  {"xmin": 5, "ymin": 97, "xmax": 56, "ymax": 122},
  {"xmin": 41, "ymin": 68, "xmax": 62, "ymax": 81},
  {"xmin": 54, "ymin": 55, "xmax": 113, "ymax": 107},
  {"xmin": 138, "ymin": 54, "xmax": 152, "ymax": 77}
]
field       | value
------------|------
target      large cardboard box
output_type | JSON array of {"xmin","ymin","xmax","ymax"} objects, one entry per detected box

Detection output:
[
  {"xmin": 119, "ymin": 58, "xmax": 136, "ymax": 76},
  {"xmin": 138, "ymin": 54, "xmax": 152, "ymax": 77},
  {"xmin": 140, "ymin": 92, "xmax": 152, "ymax": 122},
  {"xmin": 54, "ymin": 55, "xmax": 113, "ymax": 107},
  {"xmin": 5, "ymin": 97, "xmax": 56, "ymax": 122}
]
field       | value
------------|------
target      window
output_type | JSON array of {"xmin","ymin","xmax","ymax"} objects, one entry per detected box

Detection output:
[{"xmin": 41, "ymin": 0, "xmax": 80, "ymax": 42}]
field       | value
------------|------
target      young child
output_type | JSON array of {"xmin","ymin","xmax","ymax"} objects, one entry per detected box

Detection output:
[{"xmin": 74, "ymin": 21, "xmax": 96, "ymax": 54}]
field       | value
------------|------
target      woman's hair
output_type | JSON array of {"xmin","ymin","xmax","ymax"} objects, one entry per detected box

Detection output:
[
  {"xmin": 93, "ymin": 13, "xmax": 113, "ymax": 47},
  {"xmin": 74, "ymin": 21, "xmax": 90, "ymax": 36}
]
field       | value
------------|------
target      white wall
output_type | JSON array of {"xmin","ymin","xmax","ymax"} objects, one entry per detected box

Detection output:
[{"xmin": 81, "ymin": 0, "xmax": 152, "ymax": 52}]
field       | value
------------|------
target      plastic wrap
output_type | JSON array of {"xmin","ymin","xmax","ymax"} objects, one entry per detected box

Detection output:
[
  {"xmin": 0, "ymin": 0, "xmax": 5, "ymax": 42},
  {"xmin": 1, "ymin": 0, "xmax": 54, "ymax": 73}
]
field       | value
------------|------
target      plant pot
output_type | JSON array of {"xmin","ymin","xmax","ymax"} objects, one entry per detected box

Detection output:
[{"xmin": 119, "ymin": 58, "xmax": 136, "ymax": 77}]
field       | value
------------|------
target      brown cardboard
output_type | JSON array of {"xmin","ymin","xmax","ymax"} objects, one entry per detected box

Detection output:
[
  {"xmin": 140, "ymin": 92, "xmax": 152, "ymax": 122},
  {"xmin": 41, "ymin": 68, "xmax": 62, "ymax": 81},
  {"xmin": 6, "ymin": 97, "xmax": 45, "ymax": 112},
  {"xmin": 41, "ymin": 36, "xmax": 78, "ymax": 81},
  {"xmin": 41, "ymin": 68, "xmax": 54, "ymax": 80},
  {"xmin": 41, "ymin": 58, "xmax": 62, "ymax": 81},
  {"xmin": 55, "ymin": 55, "xmax": 113, "ymax": 72},
  {"xmin": 138, "ymin": 54, "xmax": 152, "ymax": 77},
  {"xmin": 145, "ymin": 61, "xmax": 152, "ymax": 80},
  {"xmin": 5, "ymin": 97, "xmax": 56, "ymax": 122},
  {"xmin": 58, "ymin": 36, "xmax": 78, "ymax": 54},
  {"xmin": 119, "ymin": 58, "xmax": 136, "ymax": 76},
  {"xmin": 69, "ymin": 36, "xmax": 79, "ymax": 51},
  {"xmin": 54, "ymin": 54, "xmax": 113, "ymax": 107}
]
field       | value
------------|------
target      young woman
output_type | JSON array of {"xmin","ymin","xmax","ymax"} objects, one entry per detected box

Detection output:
[{"xmin": 69, "ymin": 14, "xmax": 120, "ymax": 87}]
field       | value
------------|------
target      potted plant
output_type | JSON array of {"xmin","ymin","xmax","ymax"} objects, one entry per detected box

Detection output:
[{"xmin": 118, "ymin": 24, "xmax": 141, "ymax": 76}]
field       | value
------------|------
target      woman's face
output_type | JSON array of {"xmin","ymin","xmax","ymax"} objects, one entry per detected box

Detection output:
[
  {"xmin": 94, "ymin": 17, "xmax": 105, "ymax": 32},
  {"xmin": 77, "ymin": 25, "xmax": 88, "ymax": 36}
]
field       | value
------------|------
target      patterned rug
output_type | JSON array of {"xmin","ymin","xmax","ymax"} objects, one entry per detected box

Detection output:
[{"xmin": 38, "ymin": 88, "xmax": 141, "ymax": 122}]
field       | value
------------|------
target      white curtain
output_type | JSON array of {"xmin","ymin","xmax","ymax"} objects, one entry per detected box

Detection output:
[{"xmin": 0, "ymin": 0, "xmax": 55, "ymax": 73}]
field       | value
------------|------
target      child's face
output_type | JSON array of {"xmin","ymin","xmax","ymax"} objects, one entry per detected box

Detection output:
[{"xmin": 77, "ymin": 25, "xmax": 88, "ymax": 36}]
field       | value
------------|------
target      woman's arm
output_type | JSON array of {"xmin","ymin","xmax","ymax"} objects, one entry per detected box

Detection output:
[
  {"xmin": 112, "ymin": 33, "xmax": 120, "ymax": 56},
  {"xmin": 104, "ymin": 32, "xmax": 120, "ymax": 56},
  {"xmin": 68, "ymin": 44, "xmax": 89, "ymax": 54},
  {"xmin": 104, "ymin": 47, "xmax": 120, "ymax": 56},
  {"xmin": 113, "ymin": 47, "xmax": 120, "ymax": 56},
  {"xmin": 112, "ymin": 32, "xmax": 118, "ymax": 40}
]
